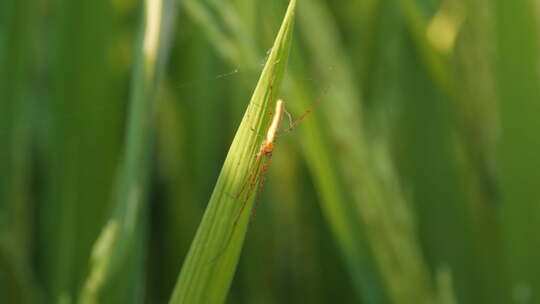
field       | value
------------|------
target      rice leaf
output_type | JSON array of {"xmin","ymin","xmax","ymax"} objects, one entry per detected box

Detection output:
[
  {"xmin": 168, "ymin": 1, "xmax": 296, "ymax": 303},
  {"xmin": 78, "ymin": 0, "xmax": 179, "ymax": 302}
]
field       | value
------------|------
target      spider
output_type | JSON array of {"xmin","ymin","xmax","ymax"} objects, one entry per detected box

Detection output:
[{"xmin": 228, "ymin": 96, "xmax": 319, "ymax": 242}]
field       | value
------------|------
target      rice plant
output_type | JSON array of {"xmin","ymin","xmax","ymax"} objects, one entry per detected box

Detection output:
[{"xmin": 1, "ymin": 0, "xmax": 539, "ymax": 303}]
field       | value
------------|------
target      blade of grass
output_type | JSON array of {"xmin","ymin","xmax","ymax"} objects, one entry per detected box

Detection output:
[
  {"xmin": 168, "ymin": 1, "xmax": 296, "ymax": 303},
  {"xmin": 77, "ymin": 0, "xmax": 179, "ymax": 303},
  {"xmin": 297, "ymin": 0, "xmax": 437, "ymax": 303}
]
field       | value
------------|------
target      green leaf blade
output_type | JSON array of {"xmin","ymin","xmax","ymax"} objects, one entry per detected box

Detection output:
[{"xmin": 168, "ymin": 1, "xmax": 296, "ymax": 303}]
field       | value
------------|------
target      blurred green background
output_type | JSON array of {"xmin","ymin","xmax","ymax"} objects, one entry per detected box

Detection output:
[{"xmin": 1, "ymin": 0, "xmax": 540, "ymax": 303}]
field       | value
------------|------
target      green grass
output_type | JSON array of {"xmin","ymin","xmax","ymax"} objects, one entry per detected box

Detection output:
[{"xmin": 2, "ymin": 0, "xmax": 540, "ymax": 303}]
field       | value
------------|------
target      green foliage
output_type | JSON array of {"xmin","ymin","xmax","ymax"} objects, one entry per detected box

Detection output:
[{"xmin": 1, "ymin": 0, "xmax": 540, "ymax": 303}]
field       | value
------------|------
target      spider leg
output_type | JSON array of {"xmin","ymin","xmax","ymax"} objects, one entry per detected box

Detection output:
[
  {"xmin": 249, "ymin": 153, "xmax": 272, "ymax": 225},
  {"xmin": 284, "ymin": 98, "xmax": 321, "ymax": 133},
  {"xmin": 229, "ymin": 152, "xmax": 263, "ymax": 200},
  {"xmin": 231, "ymin": 155, "xmax": 264, "ymax": 229},
  {"xmin": 284, "ymin": 108, "xmax": 293, "ymax": 130}
]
